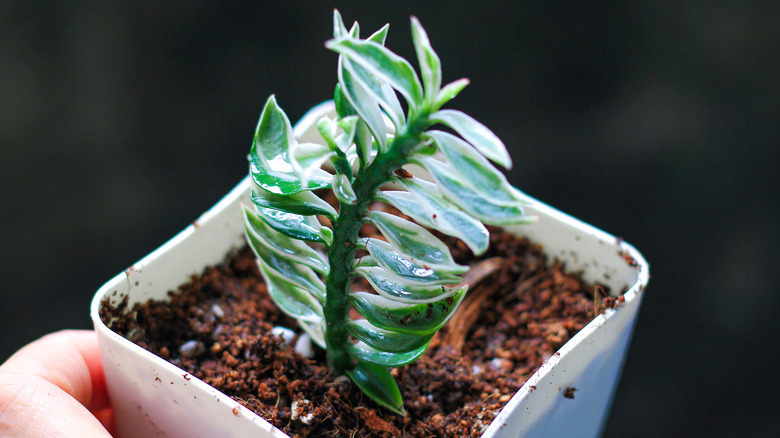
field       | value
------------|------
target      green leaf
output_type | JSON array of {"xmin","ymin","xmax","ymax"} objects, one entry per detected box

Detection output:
[
  {"xmin": 244, "ymin": 203, "xmax": 330, "ymax": 275},
  {"xmin": 397, "ymin": 177, "xmax": 490, "ymax": 255},
  {"xmin": 347, "ymin": 319, "xmax": 433, "ymax": 353},
  {"xmin": 375, "ymin": 190, "xmax": 435, "ymax": 228},
  {"xmin": 431, "ymin": 78, "xmax": 470, "ymax": 111},
  {"xmin": 353, "ymin": 119, "xmax": 373, "ymax": 170},
  {"xmin": 333, "ymin": 174, "xmax": 358, "ymax": 205},
  {"xmin": 430, "ymin": 109, "xmax": 512, "ymax": 169},
  {"xmin": 244, "ymin": 209, "xmax": 327, "ymax": 303},
  {"xmin": 332, "ymin": 9, "xmax": 348, "ymax": 38},
  {"xmin": 255, "ymin": 206, "xmax": 331, "ymax": 245},
  {"xmin": 368, "ymin": 210, "xmax": 466, "ymax": 273},
  {"xmin": 367, "ymin": 23, "xmax": 389, "ymax": 45},
  {"xmin": 334, "ymin": 83, "xmax": 356, "ymax": 118},
  {"xmin": 345, "ymin": 361, "xmax": 405, "ymax": 415},
  {"xmin": 417, "ymin": 157, "xmax": 536, "ymax": 226},
  {"xmin": 348, "ymin": 340, "xmax": 430, "ymax": 367},
  {"xmin": 410, "ymin": 16, "xmax": 441, "ymax": 106},
  {"xmin": 257, "ymin": 258, "xmax": 324, "ymax": 323},
  {"xmin": 250, "ymin": 96, "xmax": 331, "ymax": 194},
  {"xmin": 299, "ymin": 319, "xmax": 326, "ymax": 349},
  {"xmin": 339, "ymin": 58, "xmax": 388, "ymax": 150},
  {"xmin": 251, "ymin": 183, "xmax": 337, "ymax": 220},
  {"xmin": 350, "ymin": 286, "xmax": 467, "ymax": 335},
  {"xmin": 364, "ymin": 238, "xmax": 463, "ymax": 284},
  {"xmin": 290, "ymin": 141, "xmax": 334, "ymax": 190},
  {"xmin": 356, "ymin": 266, "xmax": 461, "ymax": 303},
  {"xmin": 342, "ymin": 58, "xmax": 405, "ymax": 131},
  {"xmin": 428, "ymin": 130, "xmax": 522, "ymax": 204},
  {"xmin": 326, "ymin": 38, "xmax": 423, "ymax": 108}
]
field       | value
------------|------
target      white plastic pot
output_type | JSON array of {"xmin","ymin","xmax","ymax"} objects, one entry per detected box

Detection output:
[{"xmin": 90, "ymin": 101, "xmax": 649, "ymax": 438}]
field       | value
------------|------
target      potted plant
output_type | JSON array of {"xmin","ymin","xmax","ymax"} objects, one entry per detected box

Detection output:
[{"xmin": 91, "ymin": 11, "xmax": 648, "ymax": 438}]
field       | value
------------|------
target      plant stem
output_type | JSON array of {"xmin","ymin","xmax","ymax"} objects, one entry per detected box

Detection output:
[{"xmin": 324, "ymin": 118, "xmax": 428, "ymax": 373}]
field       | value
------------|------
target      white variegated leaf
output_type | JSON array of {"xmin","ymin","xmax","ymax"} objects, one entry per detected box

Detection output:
[
  {"xmin": 348, "ymin": 340, "xmax": 429, "ymax": 367},
  {"xmin": 410, "ymin": 16, "xmax": 441, "ymax": 106},
  {"xmin": 244, "ymin": 203, "xmax": 330, "ymax": 275},
  {"xmin": 257, "ymin": 258, "xmax": 324, "ymax": 323},
  {"xmin": 326, "ymin": 38, "xmax": 424, "ymax": 108},
  {"xmin": 364, "ymin": 238, "xmax": 463, "ymax": 284},
  {"xmin": 367, "ymin": 210, "xmax": 465, "ymax": 273},
  {"xmin": 290, "ymin": 142, "xmax": 334, "ymax": 190},
  {"xmin": 339, "ymin": 57, "xmax": 388, "ymax": 150},
  {"xmin": 427, "ymin": 130, "xmax": 522, "ymax": 204},
  {"xmin": 416, "ymin": 157, "xmax": 535, "ymax": 226},
  {"xmin": 430, "ymin": 109, "xmax": 512, "ymax": 169},
  {"xmin": 342, "ymin": 58, "xmax": 405, "ymax": 132},
  {"xmin": 333, "ymin": 174, "xmax": 357, "ymax": 205},
  {"xmin": 394, "ymin": 177, "xmax": 490, "ymax": 254},
  {"xmin": 250, "ymin": 182, "xmax": 338, "ymax": 220},
  {"xmin": 356, "ymin": 266, "xmax": 461, "ymax": 304},
  {"xmin": 350, "ymin": 286, "xmax": 466, "ymax": 335}
]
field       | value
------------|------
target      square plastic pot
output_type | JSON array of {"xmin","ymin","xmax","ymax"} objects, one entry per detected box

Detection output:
[{"xmin": 90, "ymin": 101, "xmax": 649, "ymax": 438}]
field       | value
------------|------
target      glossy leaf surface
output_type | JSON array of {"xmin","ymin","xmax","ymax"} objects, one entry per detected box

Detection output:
[
  {"xmin": 256, "ymin": 206, "xmax": 331, "ymax": 245},
  {"xmin": 257, "ymin": 258, "xmax": 324, "ymax": 323},
  {"xmin": 250, "ymin": 96, "xmax": 331, "ymax": 194},
  {"xmin": 250, "ymin": 183, "xmax": 337, "ymax": 220},
  {"xmin": 368, "ymin": 211, "xmax": 466, "ymax": 273},
  {"xmin": 245, "ymin": 211, "xmax": 326, "ymax": 303},
  {"xmin": 348, "ymin": 340, "xmax": 430, "ymax": 367},
  {"xmin": 244, "ymin": 204, "xmax": 329, "ymax": 275},
  {"xmin": 347, "ymin": 319, "xmax": 433, "ymax": 353},
  {"xmin": 356, "ymin": 266, "xmax": 460, "ymax": 303},
  {"xmin": 345, "ymin": 361, "xmax": 405, "ymax": 415},
  {"xmin": 364, "ymin": 239, "xmax": 463, "ymax": 284},
  {"xmin": 350, "ymin": 286, "xmax": 466, "ymax": 335}
]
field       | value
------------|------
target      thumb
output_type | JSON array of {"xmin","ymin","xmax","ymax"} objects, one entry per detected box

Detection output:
[{"xmin": 0, "ymin": 330, "xmax": 113, "ymax": 437}]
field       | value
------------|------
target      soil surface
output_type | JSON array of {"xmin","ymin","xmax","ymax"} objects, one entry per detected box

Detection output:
[{"xmin": 102, "ymin": 228, "xmax": 607, "ymax": 437}]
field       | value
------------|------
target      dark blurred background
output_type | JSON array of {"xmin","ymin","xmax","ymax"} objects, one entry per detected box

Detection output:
[{"xmin": 2, "ymin": 1, "xmax": 777, "ymax": 436}]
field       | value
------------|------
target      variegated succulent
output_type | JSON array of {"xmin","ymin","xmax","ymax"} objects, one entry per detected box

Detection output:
[{"xmin": 243, "ymin": 10, "xmax": 534, "ymax": 414}]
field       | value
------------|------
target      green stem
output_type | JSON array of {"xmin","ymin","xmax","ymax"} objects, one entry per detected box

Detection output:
[{"xmin": 324, "ymin": 117, "xmax": 428, "ymax": 373}]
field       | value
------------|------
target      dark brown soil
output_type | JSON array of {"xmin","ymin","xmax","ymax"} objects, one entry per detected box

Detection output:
[{"xmin": 101, "ymin": 228, "xmax": 607, "ymax": 437}]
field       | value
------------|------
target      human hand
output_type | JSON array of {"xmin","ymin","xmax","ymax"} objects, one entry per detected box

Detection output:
[{"xmin": 0, "ymin": 330, "xmax": 114, "ymax": 437}]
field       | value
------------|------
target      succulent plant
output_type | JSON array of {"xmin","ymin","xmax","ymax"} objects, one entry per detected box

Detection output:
[{"xmin": 243, "ymin": 10, "xmax": 534, "ymax": 415}]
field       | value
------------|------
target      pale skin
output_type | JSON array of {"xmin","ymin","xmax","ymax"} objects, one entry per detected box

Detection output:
[{"xmin": 0, "ymin": 330, "xmax": 114, "ymax": 437}]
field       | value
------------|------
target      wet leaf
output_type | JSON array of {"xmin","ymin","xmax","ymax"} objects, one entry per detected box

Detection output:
[
  {"xmin": 367, "ymin": 210, "xmax": 465, "ymax": 273},
  {"xmin": 250, "ymin": 96, "xmax": 331, "ymax": 194},
  {"xmin": 255, "ymin": 205, "xmax": 331, "ymax": 245},
  {"xmin": 356, "ymin": 266, "xmax": 461, "ymax": 303},
  {"xmin": 364, "ymin": 238, "xmax": 463, "ymax": 284},
  {"xmin": 333, "ymin": 174, "xmax": 358, "ymax": 205}
]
